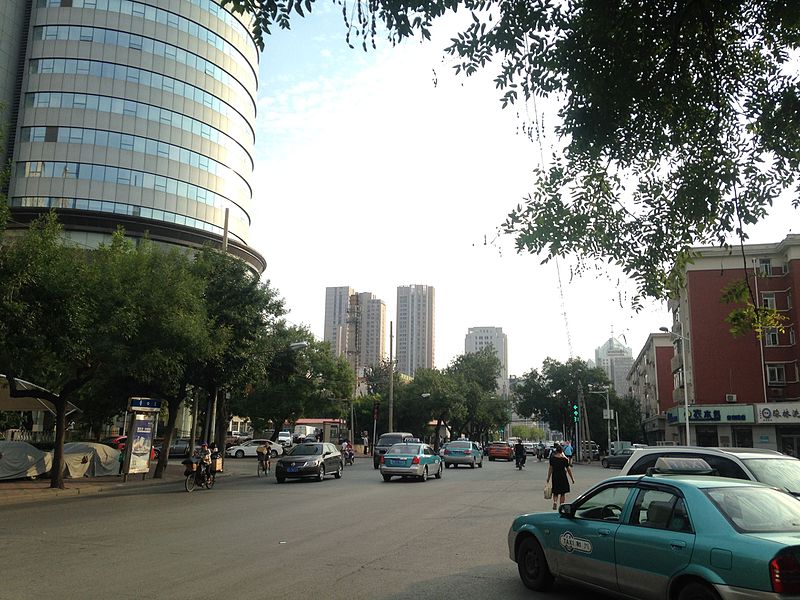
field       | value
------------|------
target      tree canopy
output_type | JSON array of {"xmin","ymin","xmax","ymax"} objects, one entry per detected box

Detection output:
[{"xmin": 225, "ymin": 0, "xmax": 799, "ymax": 304}]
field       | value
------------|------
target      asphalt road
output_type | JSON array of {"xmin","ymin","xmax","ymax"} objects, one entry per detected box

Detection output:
[{"xmin": 0, "ymin": 454, "xmax": 618, "ymax": 600}]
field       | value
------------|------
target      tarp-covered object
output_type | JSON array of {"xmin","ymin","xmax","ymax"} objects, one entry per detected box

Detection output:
[
  {"xmin": 0, "ymin": 441, "xmax": 52, "ymax": 480},
  {"xmin": 61, "ymin": 442, "xmax": 120, "ymax": 478}
]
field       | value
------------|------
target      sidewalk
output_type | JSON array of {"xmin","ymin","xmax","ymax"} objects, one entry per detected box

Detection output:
[{"xmin": 0, "ymin": 463, "xmax": 188, "ymax": 507}]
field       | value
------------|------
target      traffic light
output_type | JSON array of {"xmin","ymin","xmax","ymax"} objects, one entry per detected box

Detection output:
[{"xmin": 572, "ymin": 403, "xmax": 579, "ymax": 422}]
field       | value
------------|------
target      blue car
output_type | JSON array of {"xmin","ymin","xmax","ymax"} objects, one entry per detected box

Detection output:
[
  {"xmin": 380, "ymin": 442, "xmax": 443, "ymax": 482},
  {"xmin": 508, "ymin": 457, "xmax": 800, "ymax": 599}
]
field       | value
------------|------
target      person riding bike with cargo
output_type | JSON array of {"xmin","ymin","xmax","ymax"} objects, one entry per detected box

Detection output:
[
  {"xmin": 197, "ymin": 442, "xmax": 212, "ymax": 479},
  {"xmin": 256, "ymin": 441, "xmax": 271, "ymax": 474}
]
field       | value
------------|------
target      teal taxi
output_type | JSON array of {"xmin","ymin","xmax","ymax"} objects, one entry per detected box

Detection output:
[
  {"xmin": 508, "ymin": 458, "xmax": 800, "ymax": 599},
  {"xmin": 379, "ymin": 442, "xmax": 443, "ymax": 482}
]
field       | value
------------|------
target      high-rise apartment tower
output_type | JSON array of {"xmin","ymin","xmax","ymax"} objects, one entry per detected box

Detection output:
[{"xmin": 396, "ymin": 284, "xmax": 435, "ymax": 377}]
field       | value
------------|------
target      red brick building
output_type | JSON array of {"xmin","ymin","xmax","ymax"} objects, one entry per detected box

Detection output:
[
  {"xmin": 628, "ymin": 332, "xmax": 674, "ymax": 444},
  {"xmin": 663, "ymin": 235, "xmax": 800, "ymax": 451}
]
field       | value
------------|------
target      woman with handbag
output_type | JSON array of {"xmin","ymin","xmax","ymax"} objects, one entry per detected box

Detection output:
[{"xmin": 546, "ymin": 444, "xmax": 575, "ymax": 510}]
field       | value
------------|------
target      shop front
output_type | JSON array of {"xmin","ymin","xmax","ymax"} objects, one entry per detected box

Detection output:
[
  {"xmin": 754, "ymin": 403, "xmax": 800, "ymax": 455},
  {"xmin": 665, "ymin": 404, "xmax": 755, "ymax": 447}
]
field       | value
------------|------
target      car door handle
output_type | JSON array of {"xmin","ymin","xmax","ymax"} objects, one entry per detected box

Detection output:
[
  {"xmin": 598, "ymin": 529, "xmax": 612, "ymax": 536},
  {"xmin": 670, "ymin": 541, "xmax": 687, "ymax": 550}
]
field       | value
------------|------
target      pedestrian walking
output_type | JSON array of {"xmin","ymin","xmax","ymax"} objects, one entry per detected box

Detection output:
[
  {"xmin": 546, "ymin": 444, "xmax": 575, "ymax": 510},
  {"xmin": 361, "ymin": 430, "xmax": 369, "ymax": 455}
]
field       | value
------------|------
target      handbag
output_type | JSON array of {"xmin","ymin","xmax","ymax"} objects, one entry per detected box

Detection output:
[{"xmin": 544, "ymin": 481, "xmax": 553, "ymax": 499}]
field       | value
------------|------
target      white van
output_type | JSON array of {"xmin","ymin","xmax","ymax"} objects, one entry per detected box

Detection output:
[{"xmin": 277, "ymin": 430, "xmax": 293, "ymax": 447}]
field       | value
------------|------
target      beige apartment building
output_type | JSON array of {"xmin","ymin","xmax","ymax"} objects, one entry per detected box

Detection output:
[
  {"xmin": 396, "ymin": 284, "xmax": 435, "ymax": 377},
  {"xmin": 1, "ymin": 0, "xmax": 264, "ymax": 272},
  {"xmin": 324, "ymin": 286, "xmax": 386, "ymax": 374}
]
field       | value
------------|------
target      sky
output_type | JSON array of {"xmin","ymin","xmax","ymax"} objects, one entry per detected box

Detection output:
[{"xmin": 246, "ymin": 7, "xmax": 795, "ymax": 378}]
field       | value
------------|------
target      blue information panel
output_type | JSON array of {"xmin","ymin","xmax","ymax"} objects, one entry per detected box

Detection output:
[{"xmin": 128, "ymin": 397, "xmax": 162, "ymax": 412}]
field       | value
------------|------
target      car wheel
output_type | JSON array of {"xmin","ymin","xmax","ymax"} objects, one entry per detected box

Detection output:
[
  {"xmin": 601, "ymin": 458, "xmax": 609, "ymax": 468},
  {"xmin": 435, "ymin": 463, "xmax": 443, "ymax": 479},
  {"xmin": 317, "ymin": 465, "xmax": 325, "ymax": 482},
  {"xmin": 235, "ymin": 450, "xmax": 244, "ymax": 458},
  {"xmin": 271, "ymin": 449, "xmax": 278, "ymax": 458},
  {"xmin": 420, "ymin": 466, "xmax": 428, "ymax": 482},
  {"xmin": 276, "ymin": 476, "xmax": 285, "ymax": 484},
  {"xmin": 517, "ymin": 537, "xmax": 554, "ymax": 592},
  {"xmin": 382, "ymin": 474, "xmax": 392, "ymax": 482},
  {"xmin": 334, "ymin": 462, "xmax": 343, "ymax": 479},
  {"xmin": 678, "ymin": 582, "xmax": 721, "ymax": 600},
  {"xmin": 470, "ymin": 460, "xmax": 475, "ymax": 469}
]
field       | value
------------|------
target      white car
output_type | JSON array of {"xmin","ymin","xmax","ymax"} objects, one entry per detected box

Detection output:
[
  {"xmin": 277, "ymin": 431, "xmax": 293, "ymax": 447},
  {"xmin": 225, "ymin": 439, "xmax": 283, "ymax": 458}
]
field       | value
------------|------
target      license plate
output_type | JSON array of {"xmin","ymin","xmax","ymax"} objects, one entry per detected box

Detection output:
[{"xmin": 287, "ymin": 467, "xmax": 298, "ymax": 473}]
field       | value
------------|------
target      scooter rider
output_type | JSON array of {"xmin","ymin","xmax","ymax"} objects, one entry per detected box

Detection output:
[
  {"xmin": 197, "ymin": 442, "xmax": 212, "ymax": 478},
  {"xmin": 514, "ymin": 439, "xmax": 526, "ymax": 468}
]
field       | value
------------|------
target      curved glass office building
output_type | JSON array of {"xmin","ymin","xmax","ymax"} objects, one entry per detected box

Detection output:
[{"xmin": 1, "ymin": 0, "xmax": 265, "ymax": 272}]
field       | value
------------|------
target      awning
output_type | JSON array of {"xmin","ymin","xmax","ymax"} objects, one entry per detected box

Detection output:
[{"xmin": 0, "ymin": 375, "xmax": 80, "ymax": 416}]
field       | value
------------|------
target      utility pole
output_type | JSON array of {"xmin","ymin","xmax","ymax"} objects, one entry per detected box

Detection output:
[{"xmin": 388, "ymin": 321, "xmax": 394, "ymax": 432}]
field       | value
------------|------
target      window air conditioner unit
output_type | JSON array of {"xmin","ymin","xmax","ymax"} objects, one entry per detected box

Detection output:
[
  {"xmin": 769, "ymin": 387, "xmax": 785, "ymax": 398},
  {"xmin": 725, "ymin": 394, "xmax": 737, "ymax": 403}
]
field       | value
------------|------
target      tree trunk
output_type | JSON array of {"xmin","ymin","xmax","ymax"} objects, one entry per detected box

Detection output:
[
  {"xmin": 50, "ymin": 398, "xmax": 67, "ymax": 489},
  {"xmin": 215, "ymin": 388, "xmax": 228, "ymax": 461},
  {"xmin": 154, "ymin": 397, "xmax": 182, "ymax": 479}
]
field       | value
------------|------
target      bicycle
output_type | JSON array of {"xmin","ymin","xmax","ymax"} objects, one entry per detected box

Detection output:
[{"xmin": 257, "ymin": 454, "xmax": 271, "ymax": 477}]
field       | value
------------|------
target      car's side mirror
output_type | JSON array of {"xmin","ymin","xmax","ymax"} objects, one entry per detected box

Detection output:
[
  {"xmin": 324, "ymin": 451, "xmax": 332, "ymax": 457},
  {"xmin": 559, "ymin": 504, "xmax": 574, "ymax": 518}
]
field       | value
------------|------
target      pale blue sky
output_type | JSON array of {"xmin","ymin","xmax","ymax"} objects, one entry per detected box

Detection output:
[{"xmin": 246, "ymin": 9, "xmax": 794, "ymax": 377}]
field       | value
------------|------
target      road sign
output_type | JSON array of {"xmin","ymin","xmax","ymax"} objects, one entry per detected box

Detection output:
[{"xmin": 128, "ymin": 397, "xmax": 162, "ymax": 413}]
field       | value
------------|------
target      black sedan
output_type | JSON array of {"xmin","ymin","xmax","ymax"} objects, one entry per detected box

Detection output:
[
  {"xmin": 275, "ymin": 442, "xmax": 343, "ymax": 483},
  {"xmin": 600, "ymin": 447, "xmax": 635, "ymax": 468}
]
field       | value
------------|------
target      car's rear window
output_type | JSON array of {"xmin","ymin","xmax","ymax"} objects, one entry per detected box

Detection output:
[
  {"xmin": 449, "ymin": 441, "xmax": 472, "ymax": 448},
  {"xmin": 742, "ymin": 457, "xmax": 800, "ymax": 494},
  {"xmin": 289, "ymin": 444, "xmax": 322, "ymax": 455},
  {"xmin": 378, "ymin": 435, "xmax": 405, "ymax": 446},
  {"xmin": 706, "ymin": 486, "xmax": 800, "ymax": 532},
  {"xmin": 388, "ymin": 444, "xmax": 420, "ymax": 455}
]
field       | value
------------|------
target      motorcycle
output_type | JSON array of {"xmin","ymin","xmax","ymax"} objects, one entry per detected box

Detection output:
[
  {"xmin": 515, "ymin": 453, "xmax": 526, "ymax": 470},
  {"xmin": 182, "ymin": 452, "xmax": 217, "ymax": 492},
  {"xmin": 343, "ymin": 446, "xmax": 355, "ymax": 466}
]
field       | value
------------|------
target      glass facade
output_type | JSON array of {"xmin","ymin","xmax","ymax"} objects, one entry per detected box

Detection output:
[{"xmin": 8, "ymin": 0, "xmax": 264, "ymax": 271}]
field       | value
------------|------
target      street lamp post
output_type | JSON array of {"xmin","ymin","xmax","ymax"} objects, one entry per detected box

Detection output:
[
  {"xmin": 589, "ymin": 386, "xmax": 611, "ymax": 455},
  {"xmin": 660, "ymin": 326, "xmax": 691, "ymax": 446}
]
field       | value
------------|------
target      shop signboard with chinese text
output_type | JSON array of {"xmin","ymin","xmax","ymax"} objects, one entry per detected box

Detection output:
[
  {"xmin": 754, "ymin": 402, "xmax": 800, "ymax": 424},
  {"xmin": 666, "ymin": 404, "xmax": 754, "ymax": 425}
]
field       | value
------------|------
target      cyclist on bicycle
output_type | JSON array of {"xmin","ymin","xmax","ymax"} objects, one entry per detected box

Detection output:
[{"xmin": 256, "ymin": 441, "xmax": 271, "ymax": 474}]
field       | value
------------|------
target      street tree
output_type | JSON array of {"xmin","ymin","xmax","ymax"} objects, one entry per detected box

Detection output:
[
  {"xmin": 231, "ymin": 325, "xmax": 354, "ymax": 440},
  {"xmin": 224, "ymin": 0, "xmax": 798, "ymax": 306},
  {"xmin": 189, "ymin": 247, "xmax": 285, "ymax": 453}
]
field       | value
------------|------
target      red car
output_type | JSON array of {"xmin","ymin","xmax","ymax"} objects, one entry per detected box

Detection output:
[
  {"xmin": 487, "ymin": 442, "xmax": 514, "ymax": 461},
  {"xmin": 102, "ymin": 435, "xmax": 127, "ymax": 450},
  {"xmin": 102, "ymin": 436, "xmax": 156, "ymax": 460}
]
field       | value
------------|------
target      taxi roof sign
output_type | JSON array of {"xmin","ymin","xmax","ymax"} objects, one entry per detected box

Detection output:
[{"xmin": 647, "ymin": 456, "xmax": 715, "ymax": 476}]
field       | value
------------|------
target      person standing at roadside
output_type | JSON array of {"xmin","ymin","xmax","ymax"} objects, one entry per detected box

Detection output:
[
  {"xmin": 546, "ymin": 444, "xmax": 575, "ymax": 510},
  {"xmin": 563, "ymin": 440, "xmax": 574, "ymax": 465}
]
